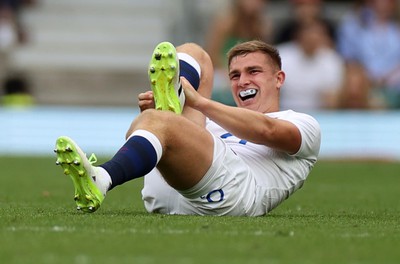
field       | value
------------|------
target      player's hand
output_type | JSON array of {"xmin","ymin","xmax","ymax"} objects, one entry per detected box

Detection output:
[
  {"xmin": 138, "ymin": 91, "xmax": 155, "ymax": 112},
  {"xmin": 181, "ymin": 77, "xmax": 205, "ymax": 110}
]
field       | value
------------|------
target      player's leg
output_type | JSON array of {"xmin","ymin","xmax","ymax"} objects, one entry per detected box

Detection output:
[
  {"xmin": 120, "ymin": 109, "xmax": 214, "ymax": 190},
  {"xmin": 55, "ymin": 110, "xmax": 214, "ymax": 212},
  {"xmin": 176, "ymin": 42, "xmax": 214, "ymax": 127},
  {"xmin": 55, "ymin": 110, "xmax": 214, "ymax": 213},
  {"xmin": 100, "ymin": 42, "xmax": 215, "ymax": 191},
  {"xmin": 120, "ymin": 42, "xmax": 215, "ymax": 189},
  {"xmin": 148, "ymin": 41, "xmax": 213, "ymax": 126}
]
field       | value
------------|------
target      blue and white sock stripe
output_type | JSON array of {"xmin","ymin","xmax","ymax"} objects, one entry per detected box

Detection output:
[
  {"xmin": 178, "ymin": 53, "xmax": 201, "ymax": 90},
  {"xmin": 128, "ymin": 129, "xmax": 163, "ymax": 164}
]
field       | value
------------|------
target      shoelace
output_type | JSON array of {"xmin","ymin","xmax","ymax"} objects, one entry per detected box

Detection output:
[{"xmin": 88, "ymin": 153, "xmax": 97, "ymax": 165}]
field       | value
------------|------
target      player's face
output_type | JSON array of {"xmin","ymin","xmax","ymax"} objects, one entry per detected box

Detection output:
[{"xmin": 228, "ymin": 51, "xmax": 285, "ymax": 113}]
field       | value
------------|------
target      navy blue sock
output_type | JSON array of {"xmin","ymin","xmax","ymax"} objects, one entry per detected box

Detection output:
[
  {"xmin": 179, "ymin": 59, "xmax": 200, "ymax": 91},
  {"xmin": 100, "ymin": 133, "xmax": 160, "ymax": 190}
]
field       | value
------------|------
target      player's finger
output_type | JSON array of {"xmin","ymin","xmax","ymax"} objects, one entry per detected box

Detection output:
[{"xmin": 138, "ymin": 91, "xmax": 153, "ymax": 101}]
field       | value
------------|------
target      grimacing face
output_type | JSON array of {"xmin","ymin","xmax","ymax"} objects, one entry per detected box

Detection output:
[{"xmin": 228, "ymin": 51, "xmax": 285, "ymax": 113}]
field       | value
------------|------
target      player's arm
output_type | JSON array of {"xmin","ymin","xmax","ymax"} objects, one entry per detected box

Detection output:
[{"xmin": 181, "ymin": 77, "xmax": 301, "ymax": 154}]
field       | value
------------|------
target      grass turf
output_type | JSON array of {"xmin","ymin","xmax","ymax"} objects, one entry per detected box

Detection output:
[{"xmin": 0, "ymin": 156, "xmax": 399, "ymax": 264}]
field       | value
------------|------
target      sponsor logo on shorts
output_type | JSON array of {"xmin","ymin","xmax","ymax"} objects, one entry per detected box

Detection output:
[{"xmin": 201, "ymin": 189, "xmax": 224, "ymax": 203}]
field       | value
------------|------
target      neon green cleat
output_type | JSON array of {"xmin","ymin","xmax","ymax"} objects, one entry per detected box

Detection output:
[
  {"xmin": 148, "ymin": 41, "xmax": 184, "ymax": 114},
  {"xmin": 54, "ymin": 136, "xmax": 104, "ymax": 213}
]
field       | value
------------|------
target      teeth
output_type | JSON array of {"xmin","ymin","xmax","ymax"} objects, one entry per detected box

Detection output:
[{"xmin": 149, "ymin": 67, "xmax": 155, "ymax": 73}]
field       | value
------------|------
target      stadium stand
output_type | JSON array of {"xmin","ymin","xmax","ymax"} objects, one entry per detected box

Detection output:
[
  {"xmin": 6, "ymin": 0, "xmax": 349, "ymax": 106},
  {"xmin": 8, "ymin": 0, "xmax": 176, "ymax": 106}
]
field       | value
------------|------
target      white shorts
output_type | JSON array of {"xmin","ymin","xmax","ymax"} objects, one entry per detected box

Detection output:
[{"xmin": 141, "ymin": 133, "xmax": 278, "ymax": 216}]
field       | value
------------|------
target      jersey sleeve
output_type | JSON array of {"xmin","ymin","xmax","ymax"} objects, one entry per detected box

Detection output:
[{"xmin": 287, "ymin": 112, "xmax": 321, "ymax": 161}]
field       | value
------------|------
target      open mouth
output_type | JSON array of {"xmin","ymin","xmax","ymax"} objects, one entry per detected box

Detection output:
[{"xmin": 239, "ymin": 89, "xmax": 258, "ymax": 101}]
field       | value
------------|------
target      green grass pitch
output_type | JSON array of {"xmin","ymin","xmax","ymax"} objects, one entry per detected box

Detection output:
[{"xmin": 1, "ymin": 156, "xmax": 399, "ymax": 264}]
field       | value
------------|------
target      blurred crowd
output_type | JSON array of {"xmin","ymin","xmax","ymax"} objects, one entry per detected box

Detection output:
[
  {"xmin": 205, "ymin": 0, "xmax": 400, "ymax": 111},
  {"xmin": 2, "ymin": 0, "xmax": 400, "ymax": 111}
]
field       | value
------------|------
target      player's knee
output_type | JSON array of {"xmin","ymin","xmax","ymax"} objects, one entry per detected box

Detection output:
[
  {"xmin": 125, "ymin": 110, "xmax": 176, "ymax": 139},
  {"xmin": 177, "ymin": 43, "xmax": 212, "ymax": 71},
  {"xmin": 177, "ymin": 42, "xmax": 202, "ymax": 54}
]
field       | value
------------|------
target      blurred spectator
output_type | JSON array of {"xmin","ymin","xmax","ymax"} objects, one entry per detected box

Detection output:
[
  {"xmin": 0, "ymin": 0, "xmax": 31, "ymax": 49},
  {"xmin": 336, "ymin": 0, "xmax": 400, "ymax": 109},
  {"xmin": 337, "ymin": 63, "xmax": 373, "ymax": 109},
  {"xmin": 1, "ymin": 73, "xmax": 34, "ymax": 107},
  {"xmin": 274, "ymin": 0, "xmax": 336, "ymax": 45},
  {"xmin": 205, "ymin": 0, "xmax": 272, "ymax": 105},
  {"xmin": 278, "ymin": 18, "xmax": 345, "ymax": 111},
  {"xmin": 0, "ymin": 5, "xmax": 18, "ymax": 51},
  {"xmin": 0, "ymin": 0, "xmax": 34, "ymax": 106}
]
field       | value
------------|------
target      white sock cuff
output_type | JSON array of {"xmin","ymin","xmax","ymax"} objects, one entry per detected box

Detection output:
[
  {"xmin": 177, "ymin": 52, "xmax": 201, "ymax": 77},
  {"xmin": 127, "ymin": 129, "xmax": 163, "ymax": 164}
]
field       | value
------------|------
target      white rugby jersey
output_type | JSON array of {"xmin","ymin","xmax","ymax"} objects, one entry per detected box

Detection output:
[{"xmin": 205, "ymin": 110, "xmax": 321, "ymax": 193}]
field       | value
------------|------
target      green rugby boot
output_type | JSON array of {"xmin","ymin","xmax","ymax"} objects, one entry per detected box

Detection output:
[
  {"xmin": 54, "ymin": 136, "xmax": 105, "ymax": 213},
  {"xmin": 148, "ymin": 41, "xmax": 184, "ymax": 114}
]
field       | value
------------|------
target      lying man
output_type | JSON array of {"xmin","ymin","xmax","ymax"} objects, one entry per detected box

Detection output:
[{"xmin": 55, "ymin": 40, "xmax": 321, "ymax": 216}]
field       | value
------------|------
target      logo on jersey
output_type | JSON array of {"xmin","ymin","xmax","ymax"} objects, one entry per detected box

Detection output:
[{"xmin": 220, "ymin": 133, "xmax": 247, "ymax": 145}]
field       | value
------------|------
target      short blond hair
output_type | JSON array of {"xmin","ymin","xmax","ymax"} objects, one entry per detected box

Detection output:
[{"xmin": 227, "ymin": 40, "xmax": 282, "ymax": 70}]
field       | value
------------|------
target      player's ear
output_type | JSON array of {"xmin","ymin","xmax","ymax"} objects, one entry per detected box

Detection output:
[{"xmin": 276, "ymin": 70, "xmax": 285, "ymax": 89}]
